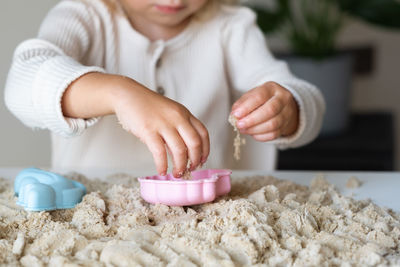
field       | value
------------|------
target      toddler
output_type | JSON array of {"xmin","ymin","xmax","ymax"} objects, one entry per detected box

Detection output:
[{"xmin": 5, "ymin": 0, "xmax": 325, "ymax": 177}]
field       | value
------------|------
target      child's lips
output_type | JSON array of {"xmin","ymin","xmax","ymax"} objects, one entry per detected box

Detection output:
[{"xmin": 155, "ymin": 4, "xmax": 185, "ymax": 14}]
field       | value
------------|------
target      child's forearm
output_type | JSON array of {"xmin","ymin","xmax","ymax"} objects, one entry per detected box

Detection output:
[{"xmin": 61, "ymin": 72, "xmax": 135, "ymax": 119}]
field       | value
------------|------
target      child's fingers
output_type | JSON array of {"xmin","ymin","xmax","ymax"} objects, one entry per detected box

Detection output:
[
  {"xmin": 231, "ymin": 88, "xmax": 273, "ymax": 118},
  {"xmin": 145, "ymin": 134, "xmax": 168, "ymax": 176},
  {"xmin": 231, "ymin": 94, "xmax": 263, "ymax": 119},
  {"xmin": 162, "ymin": 129, "xmax": 188, "ymax": 178},
  {"xmin": 231, "ymin": 93, "xmax": 251, "ymax": 113},
  {"xmin": 177, "ymin": 122, "xmax": 203, "ymax": 170},
  {"xmin": 252, "ymin": 131, "xmax": 281, "ymax": 142},
  {"xmin": 234, "ymin": 87, "xmax": 275, "ymax": 117},
  {"xmin": 237, "ymin": 97, "xmax": 284, "ymax": 130},
  {"xmin": 190, "ymin": 116, "xmax": 210, "ymax": 164},
  {"xmin": 241, "ymin": 114, "xmax": 286, "ymax": 135}
]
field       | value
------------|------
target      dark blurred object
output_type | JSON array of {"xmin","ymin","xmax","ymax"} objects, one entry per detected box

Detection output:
[
  {"xmin": 344, "ymin": 46, "xmax": 374, "ymax": 76},
  {"xmin": 283, "ymin": 53, "xmax": 354, "ymax": 135},
  {"xmin": 275, "ymin": 46, "xmax": 375, "ymax": 76},
  {"xmin": 278, "ymin": 112, "xmax": 395, "ymax": 171}
]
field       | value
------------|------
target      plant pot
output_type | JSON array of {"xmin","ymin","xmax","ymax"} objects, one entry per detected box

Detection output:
[{"xmin": 282, "ymin": 53, "xmax": 354, "ymax": 136}]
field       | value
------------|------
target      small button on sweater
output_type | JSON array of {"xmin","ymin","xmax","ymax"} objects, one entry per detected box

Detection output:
[{"xmin": 4, "ymin": 0, "xmax": 325, "ymax": 173}]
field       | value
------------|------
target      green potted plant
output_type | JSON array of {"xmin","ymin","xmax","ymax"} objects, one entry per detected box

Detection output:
[{"xmin": 251, "ymin": 0, "xmax": 400, "ymax": 135}]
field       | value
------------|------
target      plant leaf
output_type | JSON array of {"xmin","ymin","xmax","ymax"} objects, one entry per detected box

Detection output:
[
  {"xmin": 336, "ymin": 0, "xmax": 400, "ymax": 28},
  {"xmin": 251, "ymin": 0, "xmax": 290, "ymax": 33},
  {"xmin": 286, "ymin": 0, "xmax": 342, "ymax": 59},
  {"xmin": 253, "ymin": 8, "xmax": 286, "ymax": 33}
]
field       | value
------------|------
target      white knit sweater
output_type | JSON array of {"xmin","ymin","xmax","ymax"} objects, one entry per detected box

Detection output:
[{"xmin": 4, "ymin": 0, "xmax": 325, "ymax": 173}]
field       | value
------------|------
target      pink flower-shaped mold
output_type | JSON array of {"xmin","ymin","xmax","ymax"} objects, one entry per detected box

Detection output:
[{"xmin": 138, "ymin": 169, "xmax": 232, "ymax": 206}]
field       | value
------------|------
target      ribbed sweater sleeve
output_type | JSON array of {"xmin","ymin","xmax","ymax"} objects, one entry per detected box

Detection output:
[
  {"xmin": 4, "ymin": 0, "xmax": 105, "ymax": 137},
  {"xmin": 223, "ymin": 7, "xmax": 325, "ymax": 149}
]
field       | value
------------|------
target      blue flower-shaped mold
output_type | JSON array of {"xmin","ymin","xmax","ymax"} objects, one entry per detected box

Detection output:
[{"xmin": 14, "ymin": 167, "xmax": 86, "ymax": 211}]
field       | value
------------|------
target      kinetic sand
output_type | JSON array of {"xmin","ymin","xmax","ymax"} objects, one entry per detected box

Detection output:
[{"xmin": 0, "ymin": 173, "xmax": 400, "ymax": 266}]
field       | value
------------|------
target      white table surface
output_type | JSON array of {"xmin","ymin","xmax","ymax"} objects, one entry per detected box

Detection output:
[{"xmin": 1, "ymin": 168, "xmax": 399, "ymax": 211}]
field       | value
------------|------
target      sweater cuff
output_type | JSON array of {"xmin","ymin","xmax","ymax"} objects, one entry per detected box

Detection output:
[{"xmin": 31, "ymin": 56, "xmax": 105, "ymax": 137}]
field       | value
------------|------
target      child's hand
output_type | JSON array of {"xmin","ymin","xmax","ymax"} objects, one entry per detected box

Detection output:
[
  {"xmin": 112, "ymin": 77, "xmax": 210, "ymax": 177},
  {"xmin": 61, "ymin": 73, "xmax": 209, "ymax": 177},
  {"xmin": 230, "ymin": 82, "xmax": 299, "ymax": 142}
]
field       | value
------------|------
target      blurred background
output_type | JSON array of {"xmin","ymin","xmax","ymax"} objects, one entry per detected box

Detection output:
[{"xmin": 1, "ymin": 0, "xmax": 400, "ymax": 170}]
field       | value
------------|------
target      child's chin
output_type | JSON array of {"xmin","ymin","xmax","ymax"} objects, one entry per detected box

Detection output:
[{"xmin": 156, "ymin": 16, "xmax": 190, "ymax": 27}]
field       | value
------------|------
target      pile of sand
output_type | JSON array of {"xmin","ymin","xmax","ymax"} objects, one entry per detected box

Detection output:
[{"xmin": 0, "ymin": 172, "xmax": 399, "ymax": 266}]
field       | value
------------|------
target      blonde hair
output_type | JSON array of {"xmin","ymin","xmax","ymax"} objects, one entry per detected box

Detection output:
[{"xmin": 101, "ymin": 0, "xmax": 238, "ymax": 19}]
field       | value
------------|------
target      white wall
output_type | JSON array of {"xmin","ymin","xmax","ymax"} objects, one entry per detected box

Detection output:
[
  {"xmin": 0, "ymin": 0, "xmax": 54, "ymax": 167},
  {"xmin": 1, "ymin": 1, "xmax": 399, "ymax": 169}
]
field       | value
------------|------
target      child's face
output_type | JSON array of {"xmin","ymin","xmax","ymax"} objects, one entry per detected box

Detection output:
[{"xmin": 120, "ymin": 0, "xmax": 208, "ymax": 27}]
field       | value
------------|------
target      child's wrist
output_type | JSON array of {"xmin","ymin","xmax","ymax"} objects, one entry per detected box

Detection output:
[
  {"xmin": 107, "ymin": 75, "xmax": 149, "ymax": 113},
  {"xmin": 103, "ymin": 75, "xmax": 132, "ymax": 113}
]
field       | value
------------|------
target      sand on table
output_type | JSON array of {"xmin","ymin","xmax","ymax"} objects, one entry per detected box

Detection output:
[{"xmin": 0, "ymin": 172, "xmax": 400, "ymax": 266}]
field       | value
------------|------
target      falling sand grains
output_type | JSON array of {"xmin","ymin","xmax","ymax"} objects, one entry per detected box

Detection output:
[{"xmin": 229, "ymin": 114, "xmax": 246, "ymax": 161}]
